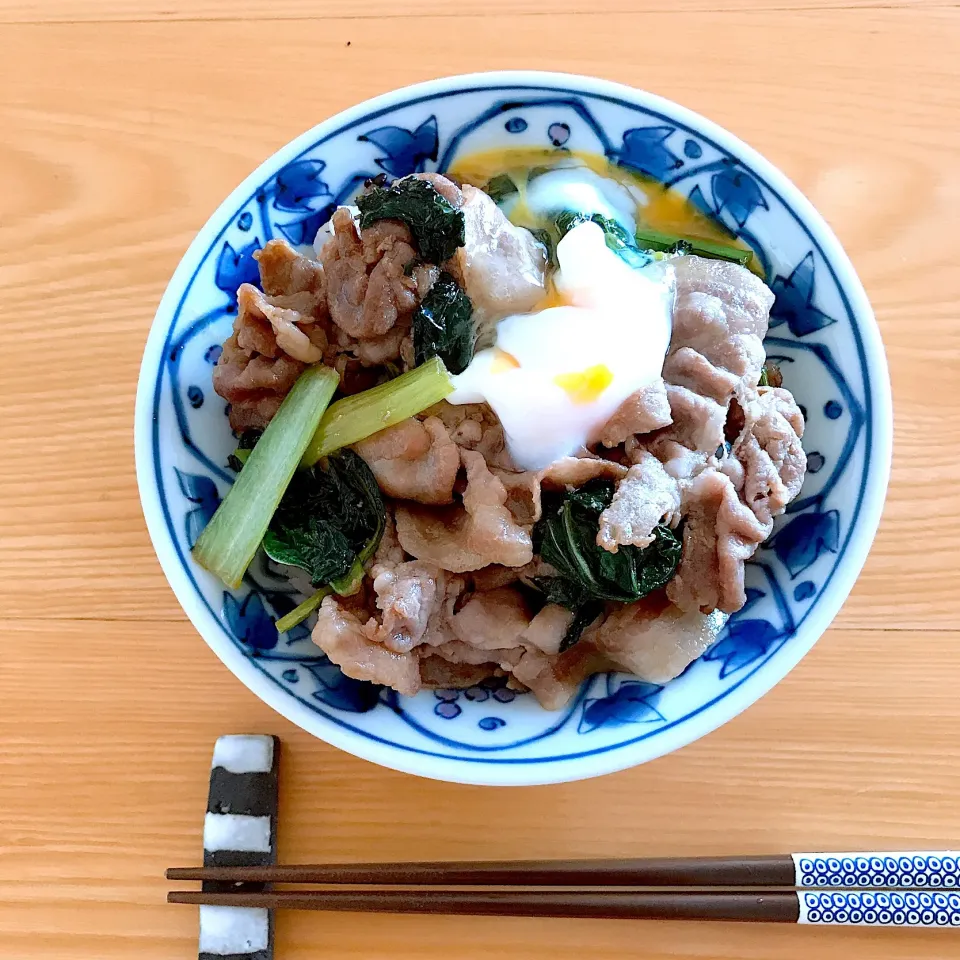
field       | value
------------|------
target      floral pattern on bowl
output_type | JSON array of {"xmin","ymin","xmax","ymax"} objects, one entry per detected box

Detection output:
[{"xmin": 135, "ymin": 72, "xmax": 891, "ymax": 785}]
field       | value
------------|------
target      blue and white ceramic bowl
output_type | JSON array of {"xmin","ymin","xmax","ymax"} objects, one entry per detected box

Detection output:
[{"xmin": 135, "ymin": 72, "xmax": 891, "ymax": 785}]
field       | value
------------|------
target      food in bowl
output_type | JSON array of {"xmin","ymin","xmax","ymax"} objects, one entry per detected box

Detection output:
[{"xmin": 192, "ymin": 146, "xmax": 807, "ymax": 711}]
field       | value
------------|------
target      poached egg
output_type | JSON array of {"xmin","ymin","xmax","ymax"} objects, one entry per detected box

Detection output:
[{"xmin": 448, "ymin": 221, "xmax": 676, "ymax": 470}]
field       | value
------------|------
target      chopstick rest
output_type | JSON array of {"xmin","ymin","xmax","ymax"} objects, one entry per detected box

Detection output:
[{"xmin": 199, "ymin": 735, "xmax": 280, "ymax": 960}]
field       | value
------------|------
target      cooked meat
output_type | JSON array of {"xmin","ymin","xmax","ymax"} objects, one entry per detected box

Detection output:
[
  {"xmin": 418, "ymin": 656, "xmax": 500, "ymax": 689},
  {"xmin": 321, "ymin": 207, "xmax": 419, "ymax": 338},
  {"xmin": 597, "ymin": 599, "xmax": 727, "ymax": 683},
  {"xmin": 595, "ymin": 381, "xmax": 673, "ymax": 447},
  {"xmin": 429, "ymin": 639, "xmax": 524, "ymax": 669},
  {"xmin": 730, "ymin": 387, "xmax": 806, "ymax": 525},
  {"xmin": 371, "ymin": 560, "xmax": 446, "ymax": 653},
  {"xmin": 511, "ymin": 642, "xmax": 607, "ymax": 711},
  {"xmin": 255, "ymin": 238, "xmax": 327, "ymax": 303},
  {"xmin": 354, "ymin": 416, "xmax": 460, "ymax": 505},
  {"xmin": 213, "ymin": 327, "xmax": 306, "ymax": 432},
  {"xmin": 661, "ymin": 383, "xmax": 728, "ymax": 455},
  {"xmin": 495, "ymin": 456, "xmax": 629, "ymax": 525},
  {"xmin": 519, "ymin": 603, "xmax": 576, "ymax": 657},
  {"xmin": 394, "ymin": 450, "xmax": 533, "ymax": 572},
  {"xmin": 666, "ymin": 469, "xmax": 771, "ymax": 614},
  {"xmin": 446, "ymin": 183, "xmax": 547, "ymax": 339},
  {"xmin": 312, "ymin": 596, "xmax": 421, "ymax": 697},
  {"xmin": 597, "ymin": 452, "xmax": 682, "ymax": 552},
  {"xmin": 449, "ymin": 587, "xmax": 532, "ymax": 651},
  {"xmin": 234, "ymin": 283, "xmax": 325, "ymax": 364}
]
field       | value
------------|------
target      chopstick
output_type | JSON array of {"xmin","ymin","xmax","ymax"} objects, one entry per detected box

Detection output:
[
  {"xmin": 167, "ymin": 851, "xmax": 960, "ymax": 889},
  {"xmin": 169, "ymin": 853, "xmax": 960, "ymax": 927},
  {"xmin": 168, "ymin": 888, "xmax": 802, "ymax": 923}
]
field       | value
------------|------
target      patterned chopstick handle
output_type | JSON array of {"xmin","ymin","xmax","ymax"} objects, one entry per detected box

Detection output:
[
  {"xmin": 792, "ymin": 851, "xmax": 960, "ymax": 890},
  {"xmin": 798, "ymin": 890, "xmax": 960, "ymax": 927}
]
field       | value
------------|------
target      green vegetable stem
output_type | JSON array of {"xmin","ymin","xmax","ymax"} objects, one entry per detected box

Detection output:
[
  {"xmin": 634, "ymin": 227, "xmax": 754, "ymax": 267},
  {"xmin": 192, "ymin": 364, "xmax": 340, "ymax": 589},
  {"xmin": 357, "ymin": 177, "xmax": 466, "ymax": 263},
  {"xmin": 300, "ymin": 357, "xmax": 454, "ymax": 467},
  {"xmin": 553, "ymin": 211, "xmax": 651, "ymax": 270}
]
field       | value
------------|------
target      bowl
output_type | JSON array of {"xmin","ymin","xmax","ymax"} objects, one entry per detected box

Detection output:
[{"xmin": 135, "ymin": 71, "xmax": 891, "ymax": 786}]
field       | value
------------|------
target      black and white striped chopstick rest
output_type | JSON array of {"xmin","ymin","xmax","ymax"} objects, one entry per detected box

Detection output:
[{"xmin": 199, "ymin": 735, "xmax": 280, "ymax": 960}]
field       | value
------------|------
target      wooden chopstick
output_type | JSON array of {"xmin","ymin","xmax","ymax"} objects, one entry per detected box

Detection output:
[
  {"xmin": 167, "ymin": 851, "xmax": 960, "ymax": 890},
  {"xmin": 167, "ymin": 888, "xmax": 802, "ymax": 923},
  {"xmin": 167, "ymin": 856, "xmax": 794, "ymax": 887}
]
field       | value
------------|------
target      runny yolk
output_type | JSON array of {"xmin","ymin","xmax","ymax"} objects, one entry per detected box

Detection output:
[
  {"xmin": 490, "ymin": 348, "xmax": 521, "ymax": 373},
  {"xmin": 553, "ymin": 364, "xmax": 614, "ymax": 404}
]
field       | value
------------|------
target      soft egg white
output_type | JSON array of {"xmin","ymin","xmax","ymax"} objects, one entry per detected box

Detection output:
[{"xmin": 448, "ymin": 221, "xmax": 675, "ymax": 470}]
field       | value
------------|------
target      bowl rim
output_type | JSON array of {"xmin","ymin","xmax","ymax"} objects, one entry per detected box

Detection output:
[{"xmin": 135, "ymin": 70, "xmax": 892, "ymax": 786}]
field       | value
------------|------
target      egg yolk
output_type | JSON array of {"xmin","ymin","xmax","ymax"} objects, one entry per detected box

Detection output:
[{"xmin": 553, "ymin": 364, "xmax": 615, "ymax": 404}]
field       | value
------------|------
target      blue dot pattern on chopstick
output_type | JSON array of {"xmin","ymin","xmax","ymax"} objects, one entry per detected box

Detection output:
[
  {"xmin": 794, "ymin": 853, "xmax": 960, "ymax": 889},
  {"xmin": 799, "ymin": 890, "xmax": 960, "ymax": 927}
]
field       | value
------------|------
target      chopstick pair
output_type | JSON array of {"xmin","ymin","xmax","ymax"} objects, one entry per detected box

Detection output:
[{"xmin": 168, "ymin": 852, "xmax": 960, "ymax": 927}]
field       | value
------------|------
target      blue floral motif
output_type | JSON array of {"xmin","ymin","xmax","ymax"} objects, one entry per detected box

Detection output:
[
  {"xmin": 703, "ymin": 618, "xmax": 784, "ymax": 679},
  {"xmin": 769, "ymin": 252, "xmax": 837, "ymax": 337},
  {"xmin": 214, "ymin": 240, "xmax": 261, "ymax": 298},
  {"xmin": 302, "ymin": 658, "xmax": 382, "ymax": 712},
  {"xmin": 237, "ymin": 211, "xmax": 253, "ymax": 231},
  {"xmin": 710, "ymin": 168, "xmax": 768, "ymax": 226},
  {"xmin": 174, "ymin": 468, "xmax": 220, "ymax": 548},
  {"xmin": 505, "ymin": 117, "xmax": 527, "ymax": 133},
  {"xmin": 617, "ymin": 125, "xmax": 682, "ymax": 179},
  {"xmin": 772, "ymin": 510, "xmax": 840, "ymax": 578},
  {"xmin": 223, "ymin": 591, "xmax": 278, "ymax": 651},
  {"xmin": 282, "ymin": 668, "xmax": 299, "ymax": 683},
  {"xmin": 548, "ymin": 122, "xmax": 571, "ymax": 146},
  {"xmin": 579, "ymin": 680, "xmax": 665, "ymax": 733},
  {"xmin": 273, "ymin": 159, "xmax": 331, "ymax": 213},
  {"xmin": 359, "ymin": 116, "xmax": 439, "ymax": 177}
]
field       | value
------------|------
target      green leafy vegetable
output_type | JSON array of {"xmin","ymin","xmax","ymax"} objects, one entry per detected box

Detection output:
[
  {"xmin": 192, "ymin": 364, "xmax": 339, "ymax": 589},
  {"xmin": 263, "ymin": 450, "xmax": 385, "ymax": 589},
  {"xmin": 484, "ymin": 173, "xmax": 519, "ymax": 204},
  {"xmin": 357, "ymin": 178, "xmax": 465, "ymax": 263},
  {"xmin": 554, "ymin": 211, "xmax": 651, "ymax": 269},
  {"xmin": 532, "ymin": 480, "xmax": 683, "ymax": 650},
  {"xmin": 300, "ymin": 356, "xmax": 454, "ymax": 467},
  {"xmin": 758, "ymin": 367, "xmax": 769, "ymax": 388},
  {"xmin": 759, "ymin": 361, "xmax": 782, "ymax": 388},
  {"xmin": 634, "ymin": 227, "xmax": 753, "ymax": 267},
  {"xmin": 227, "ymin": 429, "xmax": 263, "ymax": 472},
  {"xmin": 413, "ymin": 271, "xmax": 475, "ymax": 374}
]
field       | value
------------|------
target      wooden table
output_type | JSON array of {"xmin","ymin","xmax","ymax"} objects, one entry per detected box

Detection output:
[{"xmin": 1, "ymin": 1, "xmax": 958, "ymax": 957}]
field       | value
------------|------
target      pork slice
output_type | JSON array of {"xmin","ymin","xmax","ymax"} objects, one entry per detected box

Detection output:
[
  {"xmin": 519, "ymin": 604, "xmax": 576, "ymax": 657},
  {"xmin": 446, "ymin": 184, "xmax": 546, "ymax": 339},
  {"xmin": 255, "ymin": 238, "xmax": 327, "ymax": 307},
  {"xmin": 596, "ymin": 600, "xmax": 727, "ymax": 683},
  {"xmin": 371, "ymin": 560, "xmax": 446, "ymax": 653},
  {"xmin": 449, "ymin": 586, "xmax": 532, "ymax": 651},
  {"xmin": 731, "ymin": 387, "xmax": 806, "ymax": 525},
  {"xmin": 418, "ymin": 656, "xmax": 500, "ymax": 689},
  {"xmin": 234, "ymin": 283, "xmax": 325, "ymax": 364},
  {"xmin": 394, "ymin": 450, "xmax": 533, "ymax": 572},
  {"xmin": 666, "ymin": 470, "xmax": 771, "ymax": 614},
  {"xmin": 354, "ymin": 416, "xmax": 460, "ymax": 505},
  {"xmin": 312, "ymin": 596, "xmax": 421, "ymax": 696},
  {"xmin": 661, "ymin": 383, "xmax": 728, "ymax": 454},
  {"xmin": 511, "ymin": 642, "xmax": 607, "ymax": 711},
  {"xmin": 595, "ymin": 381, "xmax": 673, "ymax": 447},
  {"xmin": 321, "ymin": 207, "xmax": 419, "ymax": 338},
  {"xmin": 597, "ymin": 452, "xmax": 682, "ymax": 552},
  {"xmin": 495, "ymin": 456, "xmax": 629, "ymax": 525}
]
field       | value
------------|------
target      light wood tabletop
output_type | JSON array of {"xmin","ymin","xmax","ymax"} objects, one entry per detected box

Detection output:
[{"xmin": 1, "ymin": 1, "xmax": 959, "ymax": 957}]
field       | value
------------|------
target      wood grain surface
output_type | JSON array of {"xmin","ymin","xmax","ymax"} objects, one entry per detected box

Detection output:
[{"xmin": 1, "ymin": 2, "xmax": 958, "ymax": 957}]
